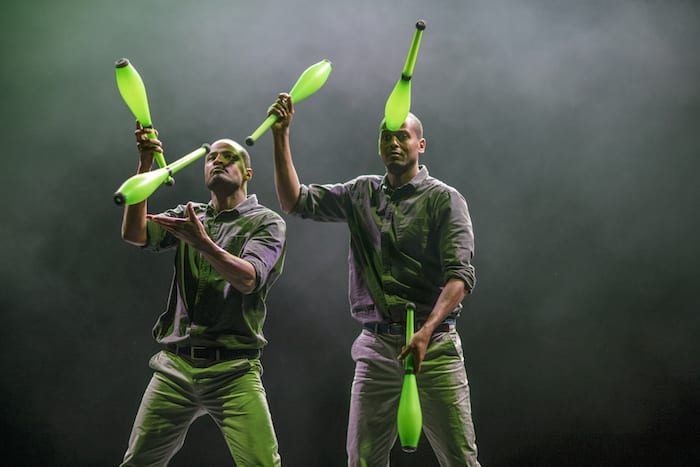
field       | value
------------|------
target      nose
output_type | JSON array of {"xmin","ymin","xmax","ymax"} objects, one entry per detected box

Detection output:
[{"xmin": 213, "ymin": 152, "xmax": 229, "ymax": 165}]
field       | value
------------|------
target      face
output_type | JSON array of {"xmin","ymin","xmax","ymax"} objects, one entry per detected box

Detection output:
[
  {"xmin": 378, "ymin": 117, "xmax": 426, "ymax": 175},
  {"xmin": 204, "ymin": 140, "xmax": 252, "ymax": 194}
]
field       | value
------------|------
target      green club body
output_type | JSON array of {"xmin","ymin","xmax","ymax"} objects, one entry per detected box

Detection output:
[
  {"xmin": 114, "ymin": 144, "xmax": 210, "ymax": 206},
  {"xmin": 288, "ymin": 59, "xmax": 333, "ymax": 103},
  {"xmin": 246, "ymin": 59, "xmax": 333, "ymax": 146},
  {"xmin": 115, "ymin": 58, "xmax": 172, "ymax": 183},
  {"xmin": 397, "ymin": 302, "xmax": 422, "ymax": 452},
  {"xmin": 384, "ymin": 79, "xmax": 411, "ymax": 132},
  {"xmin": 384, "ymin": 20, "xmax": 426, "ymax": 131}
]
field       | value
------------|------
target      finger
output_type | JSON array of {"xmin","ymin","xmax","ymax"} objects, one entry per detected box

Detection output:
[
  {"xmin": 186, "ymin": 202, "xmax": 197, "ymax": 221},
  {"xmin": 149, "ymin": 216, "xmax": 184, "ymax": 227},
  {"xmin": 268, "ymin": 103, "xmax": 285, "ymax": 118},
  {"xmin": 397, "ymin": 345, "xmax": 409, "ymax": 361},
  {"xmin": 138, "ymin": 137, "xmax": 163, "ymax": 149},
  {"xmin": 414, "ymin": 349, "xmax": 425, "ymax": 373}
]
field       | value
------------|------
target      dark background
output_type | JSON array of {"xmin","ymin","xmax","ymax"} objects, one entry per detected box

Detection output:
[{"xmin": 1, "ymin": 0, "xmax": 698, "ymax": 465}]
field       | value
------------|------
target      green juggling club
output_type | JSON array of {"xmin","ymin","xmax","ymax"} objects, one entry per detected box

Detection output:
[
  {"xmin": 245, "ymin": 59, "xmax": 333, "ymax": 146},
  {"xmin": 397, "ymin": 302, "xmax": 423, "ymax": 452},
  {"xmin": 113, "ymin": 144, "xmax": 210, "ymax": 206},
  {"xmin": 115, "ymin": 58, "xmax": 173, "ymax": 185},
  {"xmin": 384, "ymin": 20, "xmax": 426, "ymax": 131}
]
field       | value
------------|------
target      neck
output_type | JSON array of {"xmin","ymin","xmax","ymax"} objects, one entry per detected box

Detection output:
[
  {"xmin": 210, "ymin": 187, "xmax": 247, "ymax": 212},
  {"xmin": 387, "ymin": 164, "xmax": 419, "ymax": 189}
]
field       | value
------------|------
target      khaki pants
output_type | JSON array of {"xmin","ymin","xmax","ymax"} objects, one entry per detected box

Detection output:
[
  {"xmin": 347, "ymin": 329, "xmax": 480, "ymax": 467},
  {"xmin": 121, "ymin": 351, "xmax": 281, "ymax": 467}
]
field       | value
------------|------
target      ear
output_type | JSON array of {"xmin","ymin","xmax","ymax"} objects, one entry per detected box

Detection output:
[
  {"xmin": 244, "ymin": 167, "xmax": 254, "ymax": 181},
  {"xmin": 418, "ymin": 137, "xmax": 426, "ymax": 154}
]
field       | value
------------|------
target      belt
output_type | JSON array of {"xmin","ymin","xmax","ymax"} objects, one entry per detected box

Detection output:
[
  {"xmin": 166, "ymin": 344, "xmax": 260, "ymax": 363},
  {"xmin": 363, "ymin": 320, "xmax": 455, "ymax": 336}
]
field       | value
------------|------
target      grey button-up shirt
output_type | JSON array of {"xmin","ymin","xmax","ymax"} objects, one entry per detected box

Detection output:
[
  {"xmin": 144, "ymin": 195, "xmax": 286, "ymax": 349},
  {"xmin": 292, "ymin": 166, "xmax": 475, "ymax": 323}
]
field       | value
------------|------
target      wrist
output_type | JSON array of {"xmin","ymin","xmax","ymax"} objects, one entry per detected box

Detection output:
[
  {"xmin": 195, "ymin": 235, "xmax": 219, "ymax": 255},
  {"xmin": 271, "ymin": 127, "xmax": 290, "ymax": 138},
  {"xmin": 137, "ymin": 160, "xmax": 153, "ymax": 173},
  {"xmin": 418, "ymin": 321, "xmax": 436, "ymax": 336}
]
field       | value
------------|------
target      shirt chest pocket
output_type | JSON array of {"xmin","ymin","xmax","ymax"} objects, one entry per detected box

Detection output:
[{"xmin": 394, "ymin": 214, "xmax": 429, "ymax": 255}]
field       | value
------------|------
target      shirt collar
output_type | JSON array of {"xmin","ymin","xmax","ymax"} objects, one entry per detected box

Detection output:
[
  {"xmin": 381, "ymin": 165, "xmax": 429, "ymax": 195},
  {"xmin": 206, "ymin": 194, "xmax": 259, "ymax": 218}
]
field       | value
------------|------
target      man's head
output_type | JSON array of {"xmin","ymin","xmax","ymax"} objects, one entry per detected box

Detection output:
[
  {"xmin": 378, "ymin": 112, "xmax": 426, "ymax": 176},
  {"xmin": 204, "ymin": 139, "xmax": 253, "ymax": 194}
]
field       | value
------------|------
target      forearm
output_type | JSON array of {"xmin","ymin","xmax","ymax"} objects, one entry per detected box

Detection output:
[
  {"xmin": 120, "ymin": 162, "xmax": 151, "ymax": 246},
  {"xmin": 197, "ymin": 237, "xmax": 257, "ymax": 294},
  {"xmin": 272, "ymin": 128, "xmax": 301, "ymax": 213},
  {"xmin": 420, "ymin": 278, "xmax": 466, "ymax": 333}
]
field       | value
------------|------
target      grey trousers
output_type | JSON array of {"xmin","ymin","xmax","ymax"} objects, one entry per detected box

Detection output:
[
  {"xmin": 347, "ymin": 328, "xmax": 480, "ymax": 467},
  {"xmin": 120, "ymin": 351, "xmax": 281, "ymax": 467}
]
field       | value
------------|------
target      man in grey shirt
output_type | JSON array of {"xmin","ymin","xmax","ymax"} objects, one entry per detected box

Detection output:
[
  {"xmin": 267, "ymin": 94, "xmax": 480, "ymax": 466},
  {"xmin": 119, "ymin": 124, "xmax": 285, "ymax": 466}
]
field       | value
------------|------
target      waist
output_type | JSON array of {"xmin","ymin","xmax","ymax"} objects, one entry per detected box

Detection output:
[
  {"xmin": 352, "ymin": 303, "xmax": 462, "ymax": 323},
  {"xmin": 363, "ymin": 319, "xmax": 456, "ymax": 336},
  {"xmin": 165, "ymin": 344, "xmax": 260, "ymax": 364}
]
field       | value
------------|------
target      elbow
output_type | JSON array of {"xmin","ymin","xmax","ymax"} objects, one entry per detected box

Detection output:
[
  {"xmin": 235, "ymin": 270, "xmax": 258, "ymax": 295},
  {"xmin": 122, "ymin": 230, "xmax": 147, "ymax": 247},
  {"xmin": 280, "ymin": 189, "xmax": 300, "ymax": 214},
  {"xmin": 279, "ymin": 194, "xmax": 297, "ymax": 214},
  {"xmin": 238, "ymin": 278, "xmax": 257, "ymax": 295},
  {"xmin": 281, "ymin": 203, "xmax": 294, "ymax": 215}
]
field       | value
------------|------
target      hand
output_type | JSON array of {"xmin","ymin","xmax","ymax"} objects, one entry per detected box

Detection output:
[
  {"xmin": 398, "ymin": 327, "xmax": 431, "ymax": 373},
  {"xmin": 269, "ymin": 93, "xmax": 294, "ymax": 132},
  {"xmin": 147, "ymin": 202, "xmax": 210, "ymax": 250},
  {"xmin": 134, "ymin": 121, "xmax": 163, "ymax": 168}
]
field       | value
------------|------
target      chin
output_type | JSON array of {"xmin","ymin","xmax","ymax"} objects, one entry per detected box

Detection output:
[
  {"xmin": 207, "ymin": 177, "xmax": 240, "ymax": 194},
  {"xmin": 384, "ymin": 161, "xmax": 408, "ymax": 174}
]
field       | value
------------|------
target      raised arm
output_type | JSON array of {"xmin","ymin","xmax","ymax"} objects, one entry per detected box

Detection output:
[
  {"xmin": 121, "ymin": 122, "xmax": 162, "ymax": 246},
  {"xmin": 269, "ymin": 93, "xmax": 301, "ymax": 213}
]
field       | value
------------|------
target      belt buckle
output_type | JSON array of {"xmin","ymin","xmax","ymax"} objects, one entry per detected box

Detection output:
[{"xmin": 189, "ymin": 346, "xmax": 210, "ymax": 361}]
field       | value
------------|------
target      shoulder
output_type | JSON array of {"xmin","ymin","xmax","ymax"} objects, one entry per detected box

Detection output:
[
  {"xmin": 425, "ymin": 176, "xmax": 464, "ymax": 198},
  {"xmin": 248, "ymin": 204, "xmax": 286, "ymax": 227}
]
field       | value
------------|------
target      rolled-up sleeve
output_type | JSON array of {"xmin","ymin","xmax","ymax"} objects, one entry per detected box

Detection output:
[
  {"xmin": 240, "ymin": 215, "xmax": 287, "ymax": 292},
  {"xmin": 291, "ymin": 181, "xmax": 353, "ymax": 222},
  {"xmin": 437, "ymin": 189, "xmax": 476, "ymax": 293}
]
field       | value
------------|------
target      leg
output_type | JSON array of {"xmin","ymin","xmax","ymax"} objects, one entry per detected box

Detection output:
[
  {"xmin": 418, "ymin": 330, "xmax": 480, "ymax": 467},
  {"xmin": 347, "ymin": 330, "xmax": 404, "ymax": 467},
  {"xmin": 201, "ymin": 358, "xmax": 281, "ymax": 467},
  {"xmin": 121, "ymin": 352, "xmax": 202, "ymax": 467}
]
